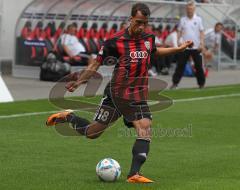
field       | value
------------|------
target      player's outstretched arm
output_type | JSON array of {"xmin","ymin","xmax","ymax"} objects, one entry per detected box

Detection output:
[
  {"xmin": 66, "ymin": 57, "xmax": 101, "ymax": 92},
  {"xmin": 156, "ymin": 40, "xmax": 193, "ymax": 56}
]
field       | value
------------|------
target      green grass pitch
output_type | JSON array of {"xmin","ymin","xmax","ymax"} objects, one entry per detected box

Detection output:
[{"xmin": 0, "ymin": 85, "xmax": 240, "ymax": 190}]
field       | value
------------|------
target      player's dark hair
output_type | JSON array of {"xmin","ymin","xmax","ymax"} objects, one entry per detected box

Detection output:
[
  {"xmin": 215, "ymin": 22, "xmax": 223, "ymax": 27},
  {"xmin": 131, "ymin": 3, "xmax": 150, "ymax": 17},
  {"xmin": 67, "ymin": 23, "xmax": 76, "ymax": 30},
  {"xmin": 72, "ymin": 22, "xmax": 78, "ymax": 28}
]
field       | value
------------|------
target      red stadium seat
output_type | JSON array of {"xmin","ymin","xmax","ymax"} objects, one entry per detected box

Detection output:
[
  {"xmin": 86, "ymin": 23, "xmax": 100, "ymax": 54},
  {"xmin": 53, "ymin": 22, "xmax": 66, "ymax": 44},
  {"xmin": 44, "ymin": 21, "xmax": 56, "ymax": 44},
  {"xmin": 98, "ymin": 23, "xmax": 109, "ymax": 44},
  {"xmin": 21, "ymin": 21, "xmax": 38, "ymax": 59},
  {"xmin": 108, "ymin": 23, "xmax": 118, "ymax": 39},
  {"xmin": 77, "ymin": 23, "xmax": 91, "ymax": 54},
  {"xmin": 21, "ymin": 21, "xmax": 34, "ymax": 40},
  {"xmin": 32, "ymin": 21, "xmax": 48, "ymax": 58}
]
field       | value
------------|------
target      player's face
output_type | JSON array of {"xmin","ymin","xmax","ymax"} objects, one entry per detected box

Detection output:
[
  {"xmin": 130, "ymin": 11, "xmax": 149, "ymax": 36},
  {"xmin": 186, "ymin": 5, "xmax": 195, "ymax": 18},
  {"xmin": 69, "ymin": 26, "xmax": 77, "ymax": 35},
  {"xmin": 215, "ymin": 24, "xmax": 223, "ymax": 33}
]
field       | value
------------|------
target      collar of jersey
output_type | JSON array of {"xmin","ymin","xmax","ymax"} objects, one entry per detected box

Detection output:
[{"xmin": 187, "ymin": 13, "xmax": 197, "ymax": 20}]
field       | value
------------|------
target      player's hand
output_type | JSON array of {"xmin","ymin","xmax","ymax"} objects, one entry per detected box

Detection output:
[
  {"xmin": 65, "ymin": 81, "xmax": 82, "ymax": 92},
  {"xmin": 179, "ymin": 40, "xmax": 194, "ymax": 51},
  {"xmin": 65, "ymin": 72, "xmax": 87, "ymax": 92}
]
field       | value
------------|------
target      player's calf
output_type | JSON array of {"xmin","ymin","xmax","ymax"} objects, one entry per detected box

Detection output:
[
  {"xmin": 64, "ymin": 114, "xmax": 107, "ymax": 139},
  {"xmin": 128, "ymin": 118, "xmax": 152, "ymax": 178},
  {"xmin": 46, "ymin": 111, "xmax": 108, "ymax": 139}
]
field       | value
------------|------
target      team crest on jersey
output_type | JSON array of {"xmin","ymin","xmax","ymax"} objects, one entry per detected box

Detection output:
[{"xmin": 144, "ymin": 41, "xmax": 150, "ymax": 50}]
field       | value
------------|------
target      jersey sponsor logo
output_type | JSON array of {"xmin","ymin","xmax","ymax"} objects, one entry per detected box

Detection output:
[{"xmin": 130, "ymin": 51, "xmax": 148, "ymax": 60}]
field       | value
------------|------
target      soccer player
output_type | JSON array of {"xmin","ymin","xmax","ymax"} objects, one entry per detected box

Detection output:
[{"xmin": 46, "ymin": 3, "xmax": 193, "ymax": 183}]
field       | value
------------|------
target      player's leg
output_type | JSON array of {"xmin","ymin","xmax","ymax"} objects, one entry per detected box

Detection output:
[
  {"xmin": 86, "ymin": 95, "xmax": 121, "ymax": 138},
  {"xmin": 171, "ymin": 50, "xmax": 190, "ymax": 88},
  {"xmin": 126, "ymin": 118, "xmax": 153, "ymax": 183},
  {"xmin": 68, "ymin": 114, "xmax": 109, "ymax": 139},
  {"xmin": 118, "ymin": 100, "xmax": 153, "ymax": 183},
  {"xmin": 46, "ymin": 110, "xmax": 108, "ymax": 139},
  {"xmin": 46, "ymin": 95, "xmax": 121, "ymax": 139},
  {"xmin": 191, "ymin": 50, "xmax": 206, "ymax": 88}
]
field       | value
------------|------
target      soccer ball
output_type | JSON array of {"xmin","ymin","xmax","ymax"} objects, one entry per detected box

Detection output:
[{"xmin": 96, "ymin": 158, "xmax": 121, "ymax": 182}]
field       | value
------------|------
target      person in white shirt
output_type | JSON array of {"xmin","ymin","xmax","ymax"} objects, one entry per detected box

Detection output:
[
  {"xmin": 205, "ymin": 22, "xmax": 223, "ymax": 52},
  {"xmin": 171, "ymin": 0, "xmax": 206, "ymax": 89},
  {"xmin": 203, "ymin": 22, "xmax": 223, "ymax": 65},
  {"xmin": 60, "ymin": 24, "xmax": 86, "ymax": 58},
  {"xmin": 165, "ymin": 25, "xmax": 178, "ymax": 48}
]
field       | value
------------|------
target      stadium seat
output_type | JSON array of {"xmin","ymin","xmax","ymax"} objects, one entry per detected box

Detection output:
[
  {"xmin": 98, "ymin": 23, "xmax": 109, "ymax": 46},
  {"xmin": 87, "ymin": 23, "xmax": 100, "ymax": 54},
  {"xmin": 108, "ymin": 23, "xmax": 118, "ymax": 38},
  {"xmin": 20, "ymin": 21, "xmax": 37, "ymax": 65},
  {"xmin": 32, "ymin": 21, "xmax": 49, "ymax": 62},
  {"xmin": 21, "ymin": 21, "xmax": 33, "ymax": 39},
  {"xmin": 77, "ymin": 22, "xmax": 91, "ymax": 54},
  {"xmin": 53, "ymin": 22, "xmax": 66, "ymax": 44},
  {"xmin": 44, "ymin": 21, "xmax": 56, "ymax": 45}
]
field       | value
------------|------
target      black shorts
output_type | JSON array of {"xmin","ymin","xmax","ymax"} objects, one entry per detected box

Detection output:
[{"xmin": 93, "ymin": 95, "xmax": 152, "ymax": 128}]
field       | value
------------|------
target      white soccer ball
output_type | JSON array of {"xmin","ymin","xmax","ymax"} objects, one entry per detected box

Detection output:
[{"xmin": 96, "ymin": 158, "xmax": 121, "ymax": 182}]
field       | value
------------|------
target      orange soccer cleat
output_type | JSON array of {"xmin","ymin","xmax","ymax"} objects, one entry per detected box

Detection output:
[
  {"xmin": 127, "ymin": 173, "xmax": 154, "ymax": 183},
  {"xmin": 46, "ymin": 110, "xmax": 73, "ymax": 126}
]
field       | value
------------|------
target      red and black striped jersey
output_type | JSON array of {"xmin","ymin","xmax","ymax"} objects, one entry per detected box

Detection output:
[{"xmin": 96, "ymin": 28, "xmax": 157, "ymax": 102}]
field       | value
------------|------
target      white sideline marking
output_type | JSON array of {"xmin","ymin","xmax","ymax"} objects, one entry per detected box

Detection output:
[
  {"xmin": 0, "ymin": 110, "xmax": 58, "ymax": 119},
  {"xmin": 173, "ymin": 93, "xmax": 240, "ymax": 103},
  {"xmin": 0, "ymin": 76, "xmax": 13, "ymax": 102},
  {"xmin": 0, "ymin": 93, "xmax": 240, "ymax": 119}
]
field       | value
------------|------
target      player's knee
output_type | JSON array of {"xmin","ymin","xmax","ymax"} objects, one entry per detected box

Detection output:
[
  {"xmin": 133, "ymin": 119, "xmax": 152, "ymax": 140},
  {"xmin": 134, "ymin": 118, "xmax": 152, "ymax": 129},
  {"xmin": 140, "ymin": 120, "xmax": 151, "ymax": 129},
  {"xmin": 85, "ymin": 123, "xmax": 107, "ymax": 139}
]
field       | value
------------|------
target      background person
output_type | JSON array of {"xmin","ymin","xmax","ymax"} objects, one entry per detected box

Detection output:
[
  {"xmin": 171, "ymin": 0, "xmax": 206, "ymax": 89},
  {"xmin": 60, "ymin": 24, "xmax": 86, "ymax": 60},
  {"xmin": 203, "ymin": 22, "xmax": 223, "ymax": 67}
]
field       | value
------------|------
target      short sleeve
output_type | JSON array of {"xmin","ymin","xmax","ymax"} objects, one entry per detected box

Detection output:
[{"xmin": 96, "ymin": 39, "xmax": 117, "ymax": 65}]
